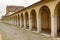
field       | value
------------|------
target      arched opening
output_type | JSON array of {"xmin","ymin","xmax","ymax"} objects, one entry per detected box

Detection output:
[
  {"xmin": 30, "ymin": 9, "xmax": 37, "ymax": 31},
  {"xmin": 55, "ymin": 2, "xmax": 60, "ymax": 36},
  {"xmin": 39, "ymin": 6, "xmax": 51, "ymax": 33},
  {"xmin": 25, "ymin": 12, "xmax": 29, "ymax": 29},
  {"xmin": 21, "ymin": 13, "xmax": 24, "ymax": 28}
]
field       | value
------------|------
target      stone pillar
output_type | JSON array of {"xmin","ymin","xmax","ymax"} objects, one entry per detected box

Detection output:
[
  {"xmin": 16, "ymin": 14, "xmax": 19, "ymax": 26},
  {"xmin": 23, "ymin": 13, "xmax": 26, "ymax": 29},
  {"xmin": 29, "ymin": 13, "xmax": 32, "ymax": 30},
  {"xmin": 15, "ymin": 16, "xmax": 17, "ymax": 26},
  {"xmin": 20, "ymin": 14, "xmax": 22, "ymax": 27},
  {"xmin": 18, "ymin": 14, "xmax": 20, "ymax": 26},
  {"xmin": 37, "ymin": 13, "xmax": 41, "ymax": 33},
  {"xmin": 51, "ymin": 15, "xmax": 57, "ymax": 37},
  {"xmin": 15, "ymin": 16, "xmax": 17, "ymax": 25},
  {"xmin": 19, "ymin": 14, "xmax": 20, "ymax": 26},
  {"xmin": 13, "ymin": 16, "xmax": 15, "ymax": 25}
]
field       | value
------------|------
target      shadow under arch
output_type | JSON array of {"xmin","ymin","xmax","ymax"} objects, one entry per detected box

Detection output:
[
  {"xmin": 25, "ymin": 12, "xmax": 29, "ymax": 29},
  {"xmin": 39, "ymin": 5, "xmax": 51, "ymax": 34},
  {"xmin": 18, "ymin": 14, "xmax": 20, "ymax": 26},
  {"xmin": 21, "ymin": 13, "xmax": 24, "ymax": 28},
  {"xmin": 30, "ymin": 9, "xmax": 37, "ymax": 31}
]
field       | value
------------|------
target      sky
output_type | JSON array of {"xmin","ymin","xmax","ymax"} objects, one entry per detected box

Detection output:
[{"xmin": 0, "ymin": 0, "xmax": 40, "ymax": 18}]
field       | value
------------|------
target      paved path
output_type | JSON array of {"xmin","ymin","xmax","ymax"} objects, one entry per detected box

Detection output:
[{"xmin": 0, "ymin": 23, "xmax": 59, "ymax": 40}]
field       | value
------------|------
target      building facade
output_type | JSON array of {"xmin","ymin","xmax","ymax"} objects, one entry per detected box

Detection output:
[
  {"xmin": 2, "ymin": 0, "xmax": 60, "ymax": 37},
  {"xmin": 6, "ymin": 6, "xmax": 24, "ymax": 16}
]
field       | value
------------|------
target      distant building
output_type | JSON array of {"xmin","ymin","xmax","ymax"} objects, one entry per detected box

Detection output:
[{"xmin": 6, "ymin": 6, "xmax": 24, "ymax": 16}]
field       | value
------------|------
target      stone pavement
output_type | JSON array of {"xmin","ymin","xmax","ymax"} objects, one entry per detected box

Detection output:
[{"xmin": 0, "ymin": 23, "xmax": 60, "ymax": 40}]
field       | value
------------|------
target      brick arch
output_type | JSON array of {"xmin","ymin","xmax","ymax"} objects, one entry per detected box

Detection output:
[
  {"xmin": 30, "ymin": 9, "xmax": 37, "ymax": 31},
  {"xmin": 39, "ymin": 5, "xmax": 51, "ymax": 33}
]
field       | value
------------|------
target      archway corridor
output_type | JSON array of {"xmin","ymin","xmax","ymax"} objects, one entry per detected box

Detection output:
[{"xmin": 2, "ymin": 0, "xmax": 60, "ymax": 38}]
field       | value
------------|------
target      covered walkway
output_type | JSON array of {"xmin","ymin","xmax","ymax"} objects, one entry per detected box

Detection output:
[{"xmin": 2, "ymin": 0, "xmax": 60, "ymax": 38}]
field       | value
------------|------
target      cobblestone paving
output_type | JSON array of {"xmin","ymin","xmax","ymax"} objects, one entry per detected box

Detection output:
[{"xmin": 0, "ymin": 23, "xmax": 60, "ymax": 40}]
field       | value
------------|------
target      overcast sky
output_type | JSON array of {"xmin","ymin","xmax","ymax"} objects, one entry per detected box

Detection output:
[{"xmin": 0, "ymin": 0, "xmax": 40, "ymax": 18}]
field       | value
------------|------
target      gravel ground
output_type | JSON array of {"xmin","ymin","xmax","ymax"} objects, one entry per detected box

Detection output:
[{"xmin": 0, "ymin": 23, "xmax": 60, "ymax": 40}]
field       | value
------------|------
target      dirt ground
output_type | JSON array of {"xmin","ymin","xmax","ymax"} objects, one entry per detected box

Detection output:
[{"xmin": 0, "ymin": 23, "xmax": 60, "ymax": 40}]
